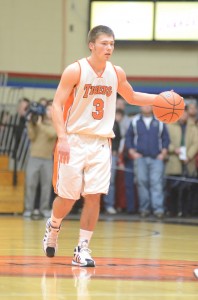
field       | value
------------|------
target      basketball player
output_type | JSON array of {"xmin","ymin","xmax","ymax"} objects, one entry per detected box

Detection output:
[{"xmin": 43, "ymin": 25, "xmax": 159, "ymax": 267}]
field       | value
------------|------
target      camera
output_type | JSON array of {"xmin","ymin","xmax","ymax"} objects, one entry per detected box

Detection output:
[{"xmin": 25, "ymin": 102, "xmax": 46, "ymax": 124}]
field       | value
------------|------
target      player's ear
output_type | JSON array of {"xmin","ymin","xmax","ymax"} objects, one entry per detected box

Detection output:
[{"xmin": 89, "ymin": 42, "xmax": 94, "ymax": 51}]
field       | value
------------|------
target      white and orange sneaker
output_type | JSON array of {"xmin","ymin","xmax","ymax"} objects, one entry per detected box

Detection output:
[
  {"xmin": 72, "ymin": 240, "xmax": 95, "ymax": 267},
  {"xmin": 43, "ymin": 218, "xmax": 60, "ymax": 257},
  {"xmin": 194, "ymin": 269, "xmax": 198, "ymax": 278}
]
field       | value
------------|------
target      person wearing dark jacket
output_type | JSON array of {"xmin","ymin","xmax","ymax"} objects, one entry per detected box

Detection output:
[{"xmin": 125, "ymin": 106, "xmax": 170, "ymax": 218}]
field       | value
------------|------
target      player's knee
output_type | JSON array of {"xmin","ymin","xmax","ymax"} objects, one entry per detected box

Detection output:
[{"xmin": 84, "ymin": 195, "xmax": 101, "ymax": 209}]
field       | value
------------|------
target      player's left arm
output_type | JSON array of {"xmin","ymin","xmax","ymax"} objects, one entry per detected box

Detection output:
[{"xmin": 116, "ymin": 66, "xmax": 157, "ymax": 106}]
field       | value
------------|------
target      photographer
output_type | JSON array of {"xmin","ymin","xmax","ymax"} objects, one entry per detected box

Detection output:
[{"xmin": 23, "ymin": 100, "xmax": 57, "ymax": 218}]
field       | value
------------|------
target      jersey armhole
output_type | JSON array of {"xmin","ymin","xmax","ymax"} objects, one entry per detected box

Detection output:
[
  {"xmin": 112, "ymin": 63, "xmax": 119, "ymax": 91},
  {"xmin": 75, "ymin": 60, "xmax": 81, "ymax": 88}
]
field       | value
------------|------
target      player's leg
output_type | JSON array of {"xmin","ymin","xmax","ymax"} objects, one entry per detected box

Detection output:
[
  {"xmin": 72, "ymin": 136, "xmax": 111, "ymax": 267},
  {"xmin": 43, "ymin": 133, "xmax": 85, "ymax": 257},
  {"xmin": 72, "ymin": 194, "xmax": 101, "ymax": 267},
  {"xmin": 80, "ymin": 194, "xmax": 101, "ymax": 231},
  {"xmin": 43, "ymin": 196, "xmax": 76, "ymax": 257}
]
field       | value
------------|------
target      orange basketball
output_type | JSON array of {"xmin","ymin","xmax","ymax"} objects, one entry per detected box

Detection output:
[{"xmin": 152, "ymin": 91, "xmax": 185, "ymax": 124}]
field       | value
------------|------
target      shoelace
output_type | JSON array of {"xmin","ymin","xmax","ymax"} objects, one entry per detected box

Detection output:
[
  {"xmin": 47, "ymin": 228, "xmax": 59, "ymax": 248},
  {"xmin": 79, "ymin": 246, "xmax": 92, "ymax": 258}
]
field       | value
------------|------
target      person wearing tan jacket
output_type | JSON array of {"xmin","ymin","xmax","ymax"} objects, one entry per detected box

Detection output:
[
  {"xmin": 165, "ymin": 109, "xmax": 198, "ymax": 216},
  {"xmin": 23, "ymin": 101, "xmax": 57, "ymax": 218}
]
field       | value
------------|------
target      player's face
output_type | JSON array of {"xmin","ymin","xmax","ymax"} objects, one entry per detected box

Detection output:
[{"xmin": 89, "ymin": 34, "xmax": 115, "ymax": 61}]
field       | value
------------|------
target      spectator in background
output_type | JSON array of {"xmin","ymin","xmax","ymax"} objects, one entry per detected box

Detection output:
[
  {"xmin": 33, "ymin": 98, "xmax": 51, "ymax": 218},
  {"xmin": 115, "ymin": 96, "xmax": 134, "ymax": 213},
  {"xmin": 116, "ymin": 97, "xmax": 131, "ymax": 151},
  {"xmin": 38, "ymin": 97, "xmax": 48, "ymax": 107},
  {"xmin": 103, "ymin": 108, "xmax": 124, "ymax": 214},
  {"xmin": 15, "ymin": 97, "xmax": 30, "ymax": 118},
  {"xmin": 123, "ymin": 111, "xmax": 139, "ymax": 215},
  {"xmin": 125, "ymin": 105, "xmax": 170, "ymax": 218},
  {"xmin": 186, "ymin": 99, "xmax": 198, "ymax": 123},
  {"xmin": 10, "ymin": 98, "xmax": 31, "ymax": 185},
  {"xmin": 186, "ymin": 102, "xmax": 198, "ymax": 176},
  {"xmin": 12, "ymin": 98, "xmax": 30, "ymax": 162},
  {"xmin": 165, "ymin": 106, "xmax": 198, "ymax": 217},
  {"xmin": 187, "ymin": 98, "xmax": 198, "ymax": 215},
  {"xmin": 23, "ymin": 101, "xmax": 57, "ymax": 218}
]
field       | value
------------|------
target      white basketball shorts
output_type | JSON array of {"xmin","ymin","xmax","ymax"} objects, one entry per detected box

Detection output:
[{"xmin": 53, "ymin": 134, "xmax": 111, "ymax": 200}]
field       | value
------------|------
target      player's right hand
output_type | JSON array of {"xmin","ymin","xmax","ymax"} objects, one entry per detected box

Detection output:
[{"xmin": 57, "ymin": 137, "xmax": 70, "ymax": 164}]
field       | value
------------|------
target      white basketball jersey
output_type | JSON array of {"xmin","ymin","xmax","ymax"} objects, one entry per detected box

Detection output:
[{"xmin": 64, "ymin": 58, "xmax": 118, "ymax": 138}]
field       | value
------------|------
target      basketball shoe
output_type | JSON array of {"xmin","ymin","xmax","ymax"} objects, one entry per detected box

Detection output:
[
  {"xmin": 43, "ymin": 218, "xmax": 60, "ymax": 257},
  {"xmin": 72, "ymin": 240, "xmax": 95, "ymax": 267},
  {"xmin": 194, "ymin": 269, "xmax": 198, "ymax": 278}
]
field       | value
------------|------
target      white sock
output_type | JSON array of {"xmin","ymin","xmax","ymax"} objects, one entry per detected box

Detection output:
[
  {"xmin": 78, "ymin": 229, "xmax": 93, "ymax": 247},
  {"xmin": 50, "ymin": 213, "xmax": 62, "ymax": 229}
]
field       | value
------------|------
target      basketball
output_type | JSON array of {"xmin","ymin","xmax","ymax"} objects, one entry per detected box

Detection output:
[{"xmin": 152, "ymin": 91, "xmax": 185, "ymax": 124}]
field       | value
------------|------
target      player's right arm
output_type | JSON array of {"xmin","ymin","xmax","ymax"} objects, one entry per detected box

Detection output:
[{"xmin": 52, "ymin": 62, "xmax": 80, "ymax": 163}]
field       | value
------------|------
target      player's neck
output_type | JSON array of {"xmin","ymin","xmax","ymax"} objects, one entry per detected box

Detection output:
[{"xmin": 87, "ymin": 56, "xmax": 106, "ymax": 76}]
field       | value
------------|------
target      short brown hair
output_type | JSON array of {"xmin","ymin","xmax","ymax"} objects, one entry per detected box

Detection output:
[{"xmin": 88, "ymin": 25, "xmax": 115, "ymax": 43}]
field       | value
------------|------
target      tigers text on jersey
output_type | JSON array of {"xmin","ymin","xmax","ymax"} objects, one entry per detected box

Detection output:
[{"xmin": 64, "ymin": 58, "xmax": 118, "ymax": 138}]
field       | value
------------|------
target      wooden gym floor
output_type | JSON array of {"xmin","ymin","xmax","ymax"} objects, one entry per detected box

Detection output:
[{"xmin": 0, "ymin": 214, "xmax": 198, "ymax": 300}]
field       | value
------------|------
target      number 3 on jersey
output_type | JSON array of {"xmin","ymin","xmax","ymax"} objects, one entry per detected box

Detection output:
[{"xmin": 92, "ymin": 98, "xmax": 104, "ymax": 120}]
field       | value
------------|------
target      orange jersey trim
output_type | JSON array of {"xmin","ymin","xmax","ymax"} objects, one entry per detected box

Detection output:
[{"xmin": 63, "ymin": 90, "xmax": 75, "ymax": 123}]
